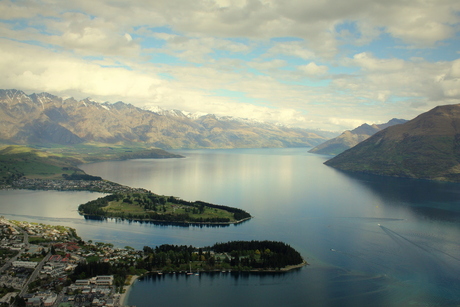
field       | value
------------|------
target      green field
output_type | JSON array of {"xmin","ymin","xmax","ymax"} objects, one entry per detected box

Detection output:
[{"xmin": 104, "ymin": 198, "xmax": 236, "ymax": 221}]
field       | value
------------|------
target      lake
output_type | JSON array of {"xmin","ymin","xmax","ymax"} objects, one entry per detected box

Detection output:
[{"xmin": 1, "ymin": 148, "xmax": 459, "ymax": 306}]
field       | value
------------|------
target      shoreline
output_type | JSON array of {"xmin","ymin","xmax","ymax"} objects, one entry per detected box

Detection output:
[
  {"xmin": 279, "ymin": 260, "xmax": 308, "ymax": 271},
  {"xmin": 82, "ymin": 215, "xmax": 253, "ymax": 226},
  {"xmin": 120, "ymin": 275, "xmax": 139, "ymax": 306}
]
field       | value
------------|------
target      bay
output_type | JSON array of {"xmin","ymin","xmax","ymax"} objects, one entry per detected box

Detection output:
[{"xmin": 1, "ymin": 148, "xmax": 459, "ymax": 306}]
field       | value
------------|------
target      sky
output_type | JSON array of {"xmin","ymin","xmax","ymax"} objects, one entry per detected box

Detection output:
[{"xmin": 0, "ymin": 0, "xmax": 459, "ymax": 131}]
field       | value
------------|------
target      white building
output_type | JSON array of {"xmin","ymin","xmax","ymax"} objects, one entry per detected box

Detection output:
[{"xmin": 12, "ymin": 260, "xmax": 38, "ymax": 268}]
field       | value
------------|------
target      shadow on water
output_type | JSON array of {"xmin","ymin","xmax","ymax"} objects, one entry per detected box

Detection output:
[{"xmin": 333, "ymin": 170, "xmax": 460, "ymax": 222}]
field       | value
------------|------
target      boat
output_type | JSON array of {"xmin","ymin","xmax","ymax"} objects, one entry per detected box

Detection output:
[{"xmin": 187, "ymin": 262, "xmax": 193, "ymax": 275}]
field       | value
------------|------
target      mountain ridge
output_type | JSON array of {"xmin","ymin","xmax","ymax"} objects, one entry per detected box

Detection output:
[
  {"xmin": 0, "ymin": 89, "xmax": 330, "ymax": 149},
  {"xmin": 308, "ymin": 118, "xmax": 407, "ymax": 155}
]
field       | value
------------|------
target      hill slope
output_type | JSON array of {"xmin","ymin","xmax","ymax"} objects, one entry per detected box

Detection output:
[
  {"xmin": 309, "ymin": 118, "xmax": 407, "ymax": 155},
  {"xmin": 324, "ymin": 104, "xmax": 460, "ymax": 182},
  {"xmin": 0, "ymin": 89, "xmax": 327, "ymax": 149},
  {"xmin": 0, "ymin": 145, "xmax": 83, "ymax": 182}
]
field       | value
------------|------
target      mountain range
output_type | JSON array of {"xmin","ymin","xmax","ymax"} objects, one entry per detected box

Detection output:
[
  {"xmin": 324, "ymin": 104, "xmax": 460, "ymax": 182},
  {"xmin": 0, "ymin": 89, "xmax": 332, "ymax": 149},
  {"xmin": 308, "ymin": 118, "xmax": 407, "ymax": 155}
]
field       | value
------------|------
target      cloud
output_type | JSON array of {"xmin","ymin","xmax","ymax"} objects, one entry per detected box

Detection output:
[
  {"xmin": 335, "ymin": 52, "xmax": 457, "ymax": 106},
  {"xmin": 251, "ymin": 59, "xmax": 287, "ymax": 69},
  {"xmin": 265, "ymin": 41, "xmax": 317, "ymax": 60},
  {"xmin": 150, "ymin": 33, "xmax": 251, "ymax": 63},
  {"xmin": 350, "ymin": 52, "xmax": 405, "ymax": 72},
  {"xmin": 0, "ymin": 39, "xmax": 161, "ymax": 100},
  {"xmin": 0, "ymin": 0, "xmax": 52, "ymax": 20},
  {"xmin": 44, "ymin": 12, "xmax": 141, "ymax": 57},
  {"xmin": 298, "ymin": 62, "xmax": 328, "ymax": 76},
  {"xmin": 0, "ymin": 0, "xmax": 459, "ymax": 132}
]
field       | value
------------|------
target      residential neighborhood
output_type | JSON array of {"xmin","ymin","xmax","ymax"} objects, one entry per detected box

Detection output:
[
  {"xmin": 1, "ymin": 178, "xmax": 150, "ymax": 195},
  {"xmin": 0, "ymin": 217, "xmax": 139, "ymax": 307}
]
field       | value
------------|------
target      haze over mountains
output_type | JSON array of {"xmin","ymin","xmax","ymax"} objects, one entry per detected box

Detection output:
[
  {"xmin": 0, "ymin": 89, "xmax": 332, "ymax": 149},
  {"xmin": 325, "ymin": 104, "xmax": 460, "ymax": 182},
  {"xmin": 309, "ymin": 118, "xmax": 407, "ymax": 155}
]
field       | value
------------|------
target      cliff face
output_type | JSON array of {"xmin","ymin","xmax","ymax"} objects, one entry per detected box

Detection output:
[
  {"xmin": 324, "ymin": 104, "xmax": 460, "ymax": 182},
  {"xmin": 309, "ymin": 118, "xmax": 407, "ymax": 155},
  {"xmin": 0, "ymin": 89, "xmax": 327, "ymax": 149}
]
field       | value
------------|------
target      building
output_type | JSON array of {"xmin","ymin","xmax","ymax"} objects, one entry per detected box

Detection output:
[
  {"xmin": 75, "ymin": 279, "xmax": 90, "ymax": 286},
  {"xmin": 95, "ymin": 275, "xmax": 114, "ymax": 286},
  {"xmin": 12, "ymin": 261, "xmax": 38, "ymax": 268}
]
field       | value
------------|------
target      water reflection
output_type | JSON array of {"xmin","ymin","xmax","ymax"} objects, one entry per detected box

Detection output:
[
  {"xmin": 332, "ymin": 170, "xmax": 460, "ymax": 222},
  {"xmin": 82, "ymin": 215, "xmax": 251, "ymax": 228}
]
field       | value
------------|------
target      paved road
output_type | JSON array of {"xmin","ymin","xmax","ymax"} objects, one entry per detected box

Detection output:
[{"xmin": 19, "ymin": 253, "xmax": 51, "ymax": 296}]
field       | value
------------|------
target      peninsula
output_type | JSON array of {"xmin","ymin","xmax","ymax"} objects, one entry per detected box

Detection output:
[{"xmin": 0, "ymin": 144, "xmax": 252, "ymax": 225}]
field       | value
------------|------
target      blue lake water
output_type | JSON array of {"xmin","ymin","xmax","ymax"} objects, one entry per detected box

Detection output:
[{"xmin": 1, "ymin": 148, "xmax": 459, "ymax": 306}]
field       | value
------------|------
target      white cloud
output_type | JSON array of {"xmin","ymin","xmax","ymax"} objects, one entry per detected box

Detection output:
[
  {"xmin": 298, "ymin": 62, "xmax": 328, "ymax": 76},
  {"xmin": 265, "ymin": 41, "xmax": 316, "ymax": 60},
  {"xmin": 350, "ymin": 52, "xmax": 405, "ymax": 72},
  {"xmin": 0, "ymin": 39, "xmax": 161, "ymax": 100}
]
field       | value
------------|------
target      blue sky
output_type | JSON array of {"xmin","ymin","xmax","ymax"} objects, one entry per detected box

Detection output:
[{"xmin": 0, "ymin": 0, "xmax": 459, "ymax": 131}]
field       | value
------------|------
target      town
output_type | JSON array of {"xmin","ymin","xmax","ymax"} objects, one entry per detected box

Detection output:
[
  {"xmin": 0, "ymin": 217, "xmax": 140, "ymax": 307},
  {"xmin": 1, "ymin": 178, "xmax": 149, "ymax": 195}
]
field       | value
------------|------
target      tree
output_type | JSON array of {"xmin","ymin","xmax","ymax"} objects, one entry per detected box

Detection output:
[{"xmin": 14, "ymin": 296, "xmax": 26, "ymax": 307}]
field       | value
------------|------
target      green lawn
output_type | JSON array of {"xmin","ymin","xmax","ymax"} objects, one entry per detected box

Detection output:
[{"xmin": 103, "ymin": 199, "xmax": 235, "ymax": 221}]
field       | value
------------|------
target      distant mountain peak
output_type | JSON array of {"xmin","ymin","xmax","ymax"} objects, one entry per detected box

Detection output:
[{"xmin": 309, "ymin": 118, "xmax": 407, "ymax": 155}]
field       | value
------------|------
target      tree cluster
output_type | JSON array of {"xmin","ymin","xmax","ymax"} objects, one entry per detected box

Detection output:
[
  {"xmin": 62, "ymin": 173, "xmax": 102, "ymax": 181},
  {"xmin": 211, "ymin": 241, "xmax": 304, "ymax": 269},
  {"xmin": 138, "ymin": 241, "xmax": 304, "ymax": 272}
]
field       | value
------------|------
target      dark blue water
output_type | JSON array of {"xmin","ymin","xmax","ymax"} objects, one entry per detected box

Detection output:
[{"xmin": 1, "ymin": 148, "xmax": 459, "ymax": 306}]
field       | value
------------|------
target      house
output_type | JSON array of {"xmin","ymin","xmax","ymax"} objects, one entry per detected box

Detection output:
[
  {"xmin": 26, "ymin": 297, "xmax": 41, "ymax": 307},
  {"xmin": 75, "ymin": 279, "xmax": 90, "ymax": 287},
  {"xmin": 43, "ymin": 294, "xmax": 57, "ymax": 307}
]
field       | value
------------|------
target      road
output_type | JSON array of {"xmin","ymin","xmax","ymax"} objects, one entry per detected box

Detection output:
[{"xmin": 19, "ymin": 253, "xmax": 51, "ymax": 296}]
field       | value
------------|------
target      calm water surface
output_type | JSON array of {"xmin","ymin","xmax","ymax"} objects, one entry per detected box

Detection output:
[{"xmin": 1, "ymin": 148, "xmax": 459, "ymax": 306}]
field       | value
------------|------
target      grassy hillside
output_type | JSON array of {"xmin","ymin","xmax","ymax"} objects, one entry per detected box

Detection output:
[
  {"xmin": 324, "ymin": 105, "xmax": 460, "ymax": 182},
  {"xmin": 0, "ymin": 145, "xmax": 83, "ymax": 182},
  {"xmin": 42, "ymin": 143, "xmax": 183, "ymax": 162},
  {"xmin": 0, "ymin": 144, "xmax": 183, "ymax": 183}
]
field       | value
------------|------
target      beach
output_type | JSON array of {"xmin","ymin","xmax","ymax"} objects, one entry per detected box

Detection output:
[{"xmin": 119, "ymin": 275, "xmax": 139, "ymax": 306}]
